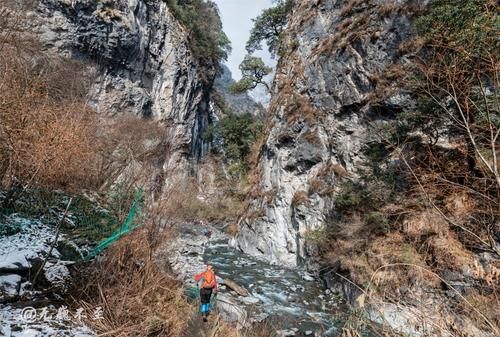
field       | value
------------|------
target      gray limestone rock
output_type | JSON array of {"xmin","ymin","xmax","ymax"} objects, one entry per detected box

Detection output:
[
  {"xmin": 0, "ymin": 275, "xmax": 22, "ymax": 301},
  {"xmin": 237, "ymin": 0, "xmax": 419, "ymax": 267},
  {"xmin": 28, "ymin": 0, "xmax": 217, "ymax": 190}
]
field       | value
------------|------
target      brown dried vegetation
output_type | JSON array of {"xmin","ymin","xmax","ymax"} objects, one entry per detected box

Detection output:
[{"xmin": 0, "ymin": 36, "xmax": 99, "ymax": 191}]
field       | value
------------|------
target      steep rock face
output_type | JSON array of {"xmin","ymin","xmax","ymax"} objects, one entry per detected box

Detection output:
[
  {"xmin": 32, "ymin": 0, "xmax": 215, "ymax": 182},
  {"xmin": 214, "ymin": 65, "xmax": 264, "ymax": 118},
  {"xmin": 237, "ymin": 0, "xmax": 418, "ymax": 267}
]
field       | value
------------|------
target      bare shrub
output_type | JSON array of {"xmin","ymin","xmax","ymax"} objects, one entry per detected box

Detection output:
[
  {"xmin": 74, "ymin": 226, "xmax": 194, "ymax": 337},
  {"xmin": 292, "ymin": 190, "xmax": 309, "ymax": 206},
  {"xmin": 340, "ymin": 0, "xmax": 365, "ymax": 18},
  {"xmin": 0, "ymin": 38, "xmax": 100, "ymax": 191},
  {"xmin": 95, "ymin": 116, "xmax": 166, "ymax": 192},
  {"xmin": 156, "ymin": 177, "xmax": 245, "ymax": 224},
  {"xmin": 0, "ymin": 4, "xmax": 168, "ymax": 201}
]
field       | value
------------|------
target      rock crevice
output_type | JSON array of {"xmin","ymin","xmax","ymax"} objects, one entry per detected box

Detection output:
[
  {"xmin": 237, "ymin": 0, "xmax": 418, "ymax": 267},
  {"xmin": 33, "ymin": 0, "xmax": 217, "ymax": 187}
]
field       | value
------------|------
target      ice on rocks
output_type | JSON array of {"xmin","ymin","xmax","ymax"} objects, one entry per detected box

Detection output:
[{"xmin": 44, "ymin": 262, "xmax": 71, "ymax": 287}]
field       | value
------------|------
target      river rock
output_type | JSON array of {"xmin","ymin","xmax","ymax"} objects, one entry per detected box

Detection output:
[
  {"xmin": 215, "ymin": 293, "xmax": 247, "ymax": 325},
  {"xmin": 159, "ymin": 224, "xmax": 229, "ymax": 286},
  {"xmin": 303, "ymin": 273, "xmax": 315, "ymax": 282},
  {"xmin": 222, "ymin": 278, "xmax": 250, "ymax": 297},
  {"xmin": 239, "ymin": 296, "xmax": 260, "ymax": 305},
  {"xmin": 251, "ymin": 312, "xmax": 269, "ymax": 323},
  {"xmin": 276, "ymin": 329, "xmax": 297, "ymax": 337}
]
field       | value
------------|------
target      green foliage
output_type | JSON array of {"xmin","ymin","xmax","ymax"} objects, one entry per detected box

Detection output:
[
  {"xmin": 364, "ymin": 212, "xmax": 390, "ymax": 234},
  {"xmin": 204, "ymin": 113, "xmax": 263, "ymax": 165},
  {"xmin": 334, "ymin": 182, "xmax": 363, "ymax": 212},
  {"xmin": 246, "ymin": 0, "xmax": 295, "ymax": 56},
  {"xmin": 164, "ymin": 0, "xmax": 231, "ymax": 71},
  {"xmin": 415, "ymin": 0, "xmax": 498, "ymax": 58},
  {"xmin": 229, "ymin": 55, "xmax": 272, "ymax": 94},
  {"xmin": 304, "ymin": 228, "xmax": 328, "ymax": 244},
  {"xmin": 0, "ymin": 221, "xmax": 21, "ymax": 236},
  {"xmin": 387, "ymin": 0, "xmax": 500, "ymax": 149},
  {"xmin": 412, "ymin": 0, "xmax": 499, "ymax": 125},
  {"xmin": 409, "ymin": 0, "xmax": 499, "ymax": 183}
]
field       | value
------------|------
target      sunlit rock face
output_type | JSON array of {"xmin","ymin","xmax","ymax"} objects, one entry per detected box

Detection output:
[
  {"xmin": 214, "ymin": 65, "xmax": 265, "ymax": 118},
  {"xmin": 237, "ymin": 0, "xmax": 419, "ymax": 267},
  {"xmin": 31, "ymin": 0, "xmax": 216, "ymax": 188}
]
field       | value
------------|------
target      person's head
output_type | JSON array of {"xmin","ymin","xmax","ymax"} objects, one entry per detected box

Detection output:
[{"xmin": 207, "ymin": 265, "xmax": 213, "ymax": 271}]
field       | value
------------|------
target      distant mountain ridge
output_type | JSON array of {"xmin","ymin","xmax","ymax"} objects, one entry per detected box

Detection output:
[{"xmin": 214, "ymin": 65, "xmax": 266, "ymax": 118}]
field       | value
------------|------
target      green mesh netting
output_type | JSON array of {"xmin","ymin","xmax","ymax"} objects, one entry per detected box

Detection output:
[{"xmin": 84, "ymin": 189, "xmax": 144, "ymax": 260}]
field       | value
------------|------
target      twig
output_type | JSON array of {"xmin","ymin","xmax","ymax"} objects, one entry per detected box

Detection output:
[
  {"xmin": 368, "ymin": 263, "xmax": 500, "ymax": 335},
  {"xmin": 210, "ymin": 315, "xmax": 221, "ymax": 337},
  {"xmin": 397, "ymin": 148, "xmax": 500, "ymax": 255},
  {"xmin": 32, "ymin": 197, "xmax": 73, "ymax": 287}
]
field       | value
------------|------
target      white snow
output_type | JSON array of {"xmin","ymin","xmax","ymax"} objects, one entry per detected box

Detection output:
[
  {"xmin": 0, "ymin": 305, "xmax": 94, "ymax": 337},
  {"xmin": 0, "ymin": 210, "xmax": 95, "ymax": 337},
  {"xmin": 0, "ymin": 214, "xmax": 72, "ymax": 295},
  {"xmin": 44, "ymin": 261, "xmax": 71, "ymax": 287},
  {"xmin": 0, "ymin": 215, "xmax": 56, "ymax": 271},
  {"xmin": 0, "ymin": 274, "xmax": 21, "ymax": 297}
]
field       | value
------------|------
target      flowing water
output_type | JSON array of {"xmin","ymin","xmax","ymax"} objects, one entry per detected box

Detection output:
[{"xmin": 204, "ymin": 242, "xmax": 347, "ymax": 335}]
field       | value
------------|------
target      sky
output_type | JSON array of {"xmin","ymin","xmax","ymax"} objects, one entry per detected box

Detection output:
[{"xmin": 213, "ymin": 0, "xmax": 274, "ymax": 80}]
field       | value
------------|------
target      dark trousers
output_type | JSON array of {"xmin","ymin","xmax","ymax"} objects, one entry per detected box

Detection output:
[{"xmin": 200, "ymin": 287, "xmax": 213, "ymax": 304}]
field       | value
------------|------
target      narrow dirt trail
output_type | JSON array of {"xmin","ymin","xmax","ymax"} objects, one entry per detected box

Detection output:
[{"xmin": 183, "ymin": 311, "xmax": 221, "ymax": 337}]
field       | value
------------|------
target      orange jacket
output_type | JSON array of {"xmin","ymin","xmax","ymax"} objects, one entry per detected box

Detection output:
[{"xmin": 194, "ymin": 270, "xmax": 218, "ymax": 291}]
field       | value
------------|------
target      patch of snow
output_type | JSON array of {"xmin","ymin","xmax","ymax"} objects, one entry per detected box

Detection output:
[
  {"xmin": 0, "ymin": 274, "xmax": 21, "ymax": 297},
  {"xmin": 0, "ymin": 215, "xmax": 56, "ymax": 272},
  {"xmin": 44, "ymin": 261, "xmax": 70, "ymax": 286},
  {"xmin": 0, "ymin": 305, "xmax": 94, "ymax": 337}
]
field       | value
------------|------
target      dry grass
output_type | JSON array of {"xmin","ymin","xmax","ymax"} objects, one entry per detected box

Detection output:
[
  {"xmin": 308, "ymin": 162, "xmax": 346, "ymax": 196},
  {"xmin": 0, "ymin": 4, "xmax": 166, "ymax": 197},
  {"xmin": 0, "ymin": 34, "xmax": 100, "ymax": 191},
  {"xmin": 340, "ymin": 0, "xmax": 366, "ymax": 18},
  {"xmin": 284, "ymin": 92, "xmax": 321, "ymax": 124},
  {"xmin": 157, "ymin": 178, "xmax": 245, "ymax": 223},
  {"xmin": 245, "ymin": 208, "xmax": 266, "ymax": 222},
  {"xmin": 74, "ymin": 226, "xmax": 193, "ymax": 337},
  {"xmin": 402, "ymin": 210, "xmax": 448, "ymax": 240},
  {"xmin": 292, "ymin": 190, "xmax": 310, "ymax": 206},
  {"xmin": 70, "ymin": 200, "xmax": 277, "ymax": 337},
  {"xmin": 311, "ymin": 12, "xmax": 371, "ymax": 59},
  {"xmin": 377, "ymin": 1, "xmax": 404, "ymax": 18},
  {"xmin": 301, "ymin": 130, "xmax": 323, "ymax": 145}
]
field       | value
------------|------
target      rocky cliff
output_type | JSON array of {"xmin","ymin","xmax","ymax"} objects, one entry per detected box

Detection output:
[
  {"xmin": 30, "ymin": 0, "xmax": 216, "ymax": 187},
  {"xmin": 237, "ymin": 0, "xmax": 419, "ymax": 267},
  {"xmin": 214, "ymin": 65, "xmax": 265, "ymax": 118}
]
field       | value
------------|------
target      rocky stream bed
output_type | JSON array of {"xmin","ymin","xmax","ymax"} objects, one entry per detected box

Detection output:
[{"xmin": 162, "ymin": 224, "xmax": 351, "ymax": 337}]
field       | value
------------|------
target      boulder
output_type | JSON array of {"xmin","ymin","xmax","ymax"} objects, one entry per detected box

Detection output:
[
  {"xmin": 239, "ymin": 296, "xmax": 260, "ymax": 305},
  {"xmin": 222, "ymin": 278, "xmax": 250, "ymax": 297},
  {"xmin": 0, "ymin": 274, "xmax": 22, "ymax": 301},
  {"xmin": 215, "ymin": 293, "xmax": 247, "ymax": 325},
  {"xmin": 276, "ymin": 329, "xmax": 297, "ymax": 337}
]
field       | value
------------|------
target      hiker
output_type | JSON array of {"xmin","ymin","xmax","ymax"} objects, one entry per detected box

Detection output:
[{"xmin": 194, "ymin": 265, "xmax": 218, "ymax": 322}]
